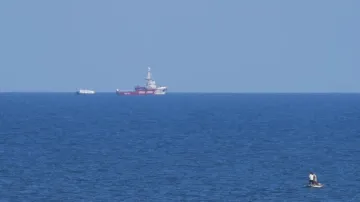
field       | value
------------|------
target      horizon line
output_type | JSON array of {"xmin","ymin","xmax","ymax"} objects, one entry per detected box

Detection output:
[{"xmin": 1, "ymin": 91, "xmax": 360, "ymax": 94}]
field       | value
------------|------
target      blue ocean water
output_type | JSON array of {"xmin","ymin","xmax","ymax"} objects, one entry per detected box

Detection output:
[{"xmin": 0, "ymin": 93, "xmax": 360, "ymax": 201}]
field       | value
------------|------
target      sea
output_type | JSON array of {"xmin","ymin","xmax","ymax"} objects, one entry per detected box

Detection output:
[{"xmin": 0, "ymin": 93, "xmax": 360, "ymax": 201}]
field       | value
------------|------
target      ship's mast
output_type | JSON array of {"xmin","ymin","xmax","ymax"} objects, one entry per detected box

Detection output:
[
  {"xmin": 145, "ymin": 67, "xmax": 157, "ymax": 89},
  {"xmin": 146, "ymin": 67, "xmax": 152, "ymax": 81}
]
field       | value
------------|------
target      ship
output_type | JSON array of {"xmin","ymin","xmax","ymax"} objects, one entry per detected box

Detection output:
[
  {"xmin": 76, "ymin": 89, "xmax": 96, "ymax": 95},
  {"xmin": 116, "ymin": 67, "xmax": 167, "ymax": 95}
]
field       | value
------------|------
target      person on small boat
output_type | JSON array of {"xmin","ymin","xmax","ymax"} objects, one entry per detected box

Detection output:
[
  {"xmin": 309, "ymin": 172, "xmax": 320, "ymax": 186},
  {"xmin": 309, "ymin": 172, "xmax": 315, "ymax": 185}
]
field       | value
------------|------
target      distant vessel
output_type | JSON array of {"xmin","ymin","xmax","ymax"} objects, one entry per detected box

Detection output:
[
  {"xmin": 76, "ymin": 89, "xmax": 95, "ymax": 95},
  {"xmin": 116, "ymin": 67, "xmax": 167, "ymax": 95}
]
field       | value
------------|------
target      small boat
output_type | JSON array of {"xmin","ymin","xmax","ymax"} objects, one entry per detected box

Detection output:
[
  {"xmin": 307, "ymin": 183, "xmax": 324, "ymax": 188},
  {"xmin": 76, "ymin": 89, "xmax": 95, "ymax": 95}
]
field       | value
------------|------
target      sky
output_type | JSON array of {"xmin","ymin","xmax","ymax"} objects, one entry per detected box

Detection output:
[{"xmin": 0, "ymin": 0, "xmax": 359, "ymax": 92}]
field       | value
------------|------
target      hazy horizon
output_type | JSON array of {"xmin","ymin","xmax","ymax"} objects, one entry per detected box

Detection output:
[
  {"xmin": 2, "ymin": 91, "xmax": 360, "ymax": 94},
  {"xmin": 0, "ymin": 0, "xmax": 359, "ymax": 92}
]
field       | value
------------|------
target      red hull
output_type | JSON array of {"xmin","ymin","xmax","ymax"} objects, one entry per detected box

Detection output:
[{"xmin": 116, "ymin": 90, "xmax": 156, "ymax": 95}]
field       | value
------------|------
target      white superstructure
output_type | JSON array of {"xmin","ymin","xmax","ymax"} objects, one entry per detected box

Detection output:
[
  {"xmin": 76, "ymin": 89, "xmax": 95, "ymax": 95},
  {"xmin": 145, "ymin": 67, "xmax": 167, "ymax": 95}
]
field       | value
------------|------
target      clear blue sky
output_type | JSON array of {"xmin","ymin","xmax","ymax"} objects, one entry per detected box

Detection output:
[{"xmin": 0, "ymin": 0, "xmax": 359, "ymax": 92}]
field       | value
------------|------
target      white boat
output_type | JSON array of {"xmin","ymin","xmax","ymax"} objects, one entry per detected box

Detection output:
[
  {"xmin": 76, "ymin": 89, "xmax": 95, "ymax": 95},
  {"xmin": 306, "ymin": 183, "xmax": 324, "ymax": 188}
]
